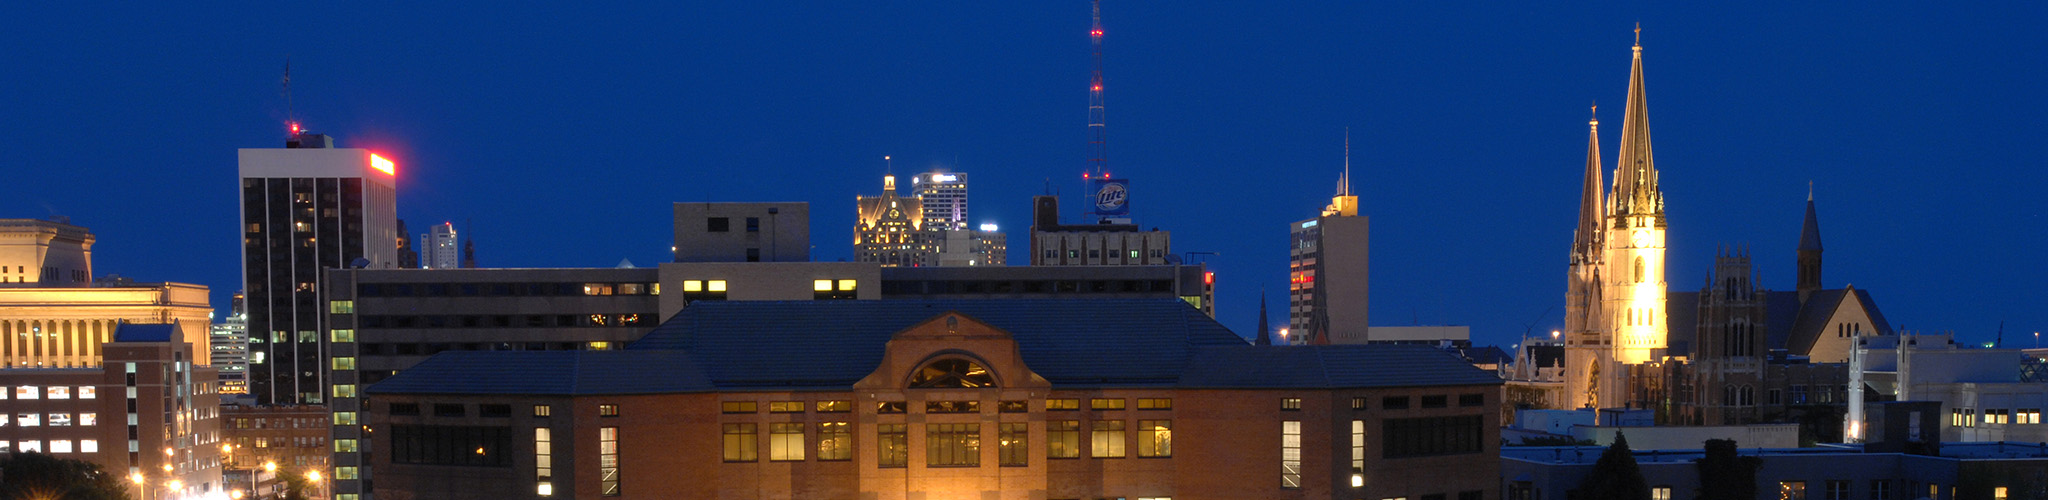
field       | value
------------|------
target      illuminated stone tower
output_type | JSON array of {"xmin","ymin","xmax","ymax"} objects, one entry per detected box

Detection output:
[
  {"xmin": 1566, "ymin": 28, "xmax": 1669, "ymax": 409},
  {"xmin": 1563, "ymin": 109, "xmax": 1609, "ymax": 408}
]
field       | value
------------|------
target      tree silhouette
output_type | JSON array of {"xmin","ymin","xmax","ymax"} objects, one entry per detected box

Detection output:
[
  {"xmin": 0, "ymin": 452, "xmax": 129, "ymax": 500},
  {"xmin": 1695, "ymin": 439, "xmax": 1761, "ymax": 500},
  {"xmin": 1575, "ymin": 432, "xmax": 1651, "ymax": 500}
]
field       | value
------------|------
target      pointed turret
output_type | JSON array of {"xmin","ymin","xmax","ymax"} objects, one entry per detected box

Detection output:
[
  {"xmin": 1573, "ymin": 108, "xmax": 1606, "ymax": 261},
  {"xmin": 1611, "ymin": 25, "xmax": 1664, "ymax": 223},
  {"xmin": 1798, "ymin": 187, "xmax": 1824, "ymax": 302},
  {"xmin": 1256, "ymin": 290, "xmax": 1273, "ymax": 346}
]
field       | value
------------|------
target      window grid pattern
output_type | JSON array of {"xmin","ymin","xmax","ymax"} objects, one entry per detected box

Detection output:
[
  {"xmin": 1137, "ymin": 420, "xmax": 1171, "ymax": 457},
  {"xmin": 599, "ymin": 427, "xmax": 619, "ymax": 496},
  {"xmin": 926, "ymin": 423, "xmax": 980, "ymax": 467},
  {"xmin": 999, "ymin": 423, "xmax": 1028, "ymax": 466},
  {"xmin": 1282, "ymin": 421, "xmax": 1302, "ymax": 488}
]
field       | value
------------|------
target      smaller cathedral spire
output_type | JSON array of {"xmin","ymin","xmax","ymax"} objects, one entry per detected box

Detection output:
[
  {"xmin": 1798, "ymin": 187, "xmax": 1825, "ymax": 302},
  {"xmin": 1572, "ymin": 106, "xmax": 1606, "ymax": 259},
  {"xmin": 1256, "ymin": 289, "xmax": 1273, "ymax": 346}
]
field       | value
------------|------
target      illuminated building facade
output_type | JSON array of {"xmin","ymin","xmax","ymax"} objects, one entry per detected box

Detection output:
[
  {"xmin": 1288, "ymin": 153, "xmax": 1369, "ymax": 345},
  {"xmin": 237, "ymin": 131, "xmax": 398, "ymax": 405},
  {"xmin": 672, "ymin": 203, "xmax": 811, "ymax": 263},
  {"xmin": 419, "ymin": 222, "xmax": 459, "ymax": 269},
  {"xmin": 0, "ymin": 219, "xmax": 214, "ymax": 367},
  {"xmin": 0, "ymin": 323, "xmax": 225, "ymax": 499},
  {"xmin": 910, "ymin": 172, "xmax": 968, "ymax": 231},
  {"xmin": 0, "ymin": 217, "xmax": 94, "ymax": 287},
  {"xmin": 1563, "ymin": 34, "xmax": 1670, "ymax": 411},
  {"xmin": 855, "ymin": 175, "xmax": 939, "ymax": 267},
  {"xmin": 366, "ymin": 299, "xmax": 1501, "ymax": 500}
]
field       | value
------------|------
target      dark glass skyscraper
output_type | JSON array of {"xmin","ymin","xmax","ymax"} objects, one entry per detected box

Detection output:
[{"xmin": 237, "ymin": 132, "xmax": 397, "ymax": 405}]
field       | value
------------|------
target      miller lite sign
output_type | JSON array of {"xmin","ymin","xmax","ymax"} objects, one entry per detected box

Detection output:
[{"xmin": 1090, "ymin": 178, "xmax": 1130, "ymax": 216}]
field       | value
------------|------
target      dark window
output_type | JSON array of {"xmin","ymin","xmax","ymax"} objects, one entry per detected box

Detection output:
[
  {"xmin": 1421, "ymin": 395, "xmax": 1448, "ymax": 408},
  {"xmin": 1382, "ymin": 415, "xmax": 1484, "ymax": 458},
  {"xmin": 479, "ymin": 404, "xmax": 511, "ymax": 418},
  {"xmin": 707, "ymin": 217, "xmax": 730, "ymax": 232},
  {"xmin": 909, "ymin": 359, "xmax": 997, "ymax": 388},
  {"xmin": 745, "ymin": 217, "xmax": 760, "ymax": 232},
  {"xmin": 390, "ymin": 425, "xmax": 512, "ymax": 467},
  {"xmin": 1460, "ymin": 491, "xmax": 1483, "ymax": 500},
  {"xmin": 433, "ymin": 404, "xmax": 465, "ymax": 417},
  {"xmin": 1383, "ymin": 396, "xmax": 1410, "ymax": 410},
  {"xmin": 746, "ymin": 248, "xmax": 760, "ymax": 262},
  {"xmin": 389, "ymin": 403, "xmax": 421, "ymax": 416},
  {"xmin": 1459, "ymin": 393, "xmax": 1485, "ymax": 407}
]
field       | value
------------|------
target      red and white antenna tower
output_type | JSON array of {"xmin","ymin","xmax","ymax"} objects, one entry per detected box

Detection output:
[{"xmin": 1085, "ymin": 0, "xmax": 1106, "ymax": 179}]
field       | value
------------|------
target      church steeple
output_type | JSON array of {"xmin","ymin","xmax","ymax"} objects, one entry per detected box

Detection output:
[
  {"xmin": 1256, "ymin": 289, "xmax": 1273, "ymax": 346},
  {"xmin": 1798, "ymin": 185, "xmax": 1824, "ymax": 302},
  {"xmin": 1611, "ymin": 24, "xmax": 1663, "ymax": 223},
  {"xmin": 1573, "ymin": 106, "xmax": 1605, "ymax": 261}
]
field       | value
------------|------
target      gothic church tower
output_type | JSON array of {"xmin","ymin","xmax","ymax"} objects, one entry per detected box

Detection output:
[{"xmin": 1566, "ymin": 27, "xmax": 1670, "ymax": 410}]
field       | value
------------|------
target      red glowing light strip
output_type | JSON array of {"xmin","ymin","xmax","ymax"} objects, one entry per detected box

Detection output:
[{"xmin": 369, "ymin": 154, "xmax": 396, "ymax": 175}]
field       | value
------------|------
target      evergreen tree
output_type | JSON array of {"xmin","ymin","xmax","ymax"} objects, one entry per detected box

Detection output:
[
  {"xmin": 1696, "ymin": 439, "xmax": 1761, "ymax": 500},
  {"xmin": 0, "ymin": 452, "xmax": 130, "ymax": 500},
  {"xmin": 1575, "ymin": 432, "xmax": 1652, "ymax": 500}
]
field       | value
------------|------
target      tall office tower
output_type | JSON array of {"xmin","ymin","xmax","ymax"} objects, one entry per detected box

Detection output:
[
  {"xmin": 911, "ymin": 172, "xmax": 968, "ymax": 230},
  {"xmin": 1288, "ymin": 138, "xmax": 1369, "ymax": 345},
  {"xmin": 237, "ymin": 131, "xmax": 397, "ymax": 405},
  {"xmin": 211, "ymin": 291, "xmax": 251, "ymax": 400},
  {"xmin": 855, "ymin": 175, "xmax": 938, "ymax": 267},
  {"xmin": 418, "ymin": 222, "xmax": 459, "ymax": 269}
]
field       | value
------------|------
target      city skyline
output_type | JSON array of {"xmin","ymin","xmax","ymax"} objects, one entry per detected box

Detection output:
[{"xmin": 2, "ymin": 3, "xmax": 2043, "ymax": 350}]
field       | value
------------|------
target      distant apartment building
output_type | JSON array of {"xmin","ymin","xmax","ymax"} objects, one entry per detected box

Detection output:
[
  {"xmin": 933, "ymin": 226, "xmax": 1007, "ymax": 267},
  {"xmin": 1027, "ymin": 196, "xmax": 1171, "ymax": 266},
  {"xmin": 878, "ymin": 264, "xmax": 1212, "ymax": 317},
  {"xmin": 238, "ymin": 131, "xmax": 398, "ymax": 405},
  {"xmin": 1847, "ymin": 334, "xmax": 2048, "ymax": 444},
  {"xmin": 418, "ymin": 222, "xmax": 459, "ymax": 269},
  {"xmin": 221, "ymin": 404, "xmax": 331, "ymax": 469},
  {"xmin": 672, "ymin": 202, "xmax": 809, "ymax": 263}
]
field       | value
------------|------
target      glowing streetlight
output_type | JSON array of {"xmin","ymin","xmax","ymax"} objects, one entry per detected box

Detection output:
[
  {"xmin": 165, "ymin": 447, "xmax": 176, "ymax": 457},
  {"xmin": 231, "ymin": 490, "xmax": 245, "ymax": 500},
  {"xmin": 130, "ymin": 472, "xmax": 146, "ymax": 485},
  {"xmin": 162, "ymin": 464, "xmax": 174, "ymax": 472},
  {"xmin": 263, "ymin": 461, "xmax": 277, "ymax": 473},
  {"xmin": 1551, "ymin": 330, "xmax": 1561, "ymax": 340},
  {"xmin": 222, "ymin": 443, "xmax": 234, "ymax": 454},
  {"xmin": 167, "ymin": 479, "xmax": 183, "ymax": 491},
  {"xmin": 306, "ymin": 469, "xmax": 322, "ymax": 483}
]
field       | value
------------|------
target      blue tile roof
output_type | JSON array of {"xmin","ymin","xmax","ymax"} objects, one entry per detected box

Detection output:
[
  {"xmin": 113, "ymin": 323, "xmax": 177, "ymax": 343},
  {"xmin": 373, "ymin": 299, "xmax": 1498, "ymax": 395}
]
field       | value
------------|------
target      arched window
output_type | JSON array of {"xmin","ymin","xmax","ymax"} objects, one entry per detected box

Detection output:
[
  {"xmin": 909, "ymin": 358, "xmax": 997, "ymax": 388},
  {"xmin": 1634, "ymin": 257, "xmax": 1646, "ymax": 283},
  {"xmin": 1723, "ymin": 385, "xmax": 1737, "ymax": 406},
  {"xmin": 1740, "ymin": 386, "xmax": 1755, "ymax": 407}
]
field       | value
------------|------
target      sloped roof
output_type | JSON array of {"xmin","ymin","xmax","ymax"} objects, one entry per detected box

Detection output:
[
  {"xmin": 372, "ymin": 299, "xmax": 1498, "ymax": 396},
  {"xmin": 629, "ymin": 299, "xmax": 1246, "ymax": 389},
  {"xmin": 368, "ymin": 350, "xmax": 712, "ymax": 396},
  {"xmin": 1180, "ymin": 344, "xmax": 1500, "ymax": 389},
  {"xmin": 113, "ymin": 323, "xmax": 177, "ymax": 343},
  {"xmin": 1784, "ymin": 288, "xmax": 1896, "ymax": 356}
]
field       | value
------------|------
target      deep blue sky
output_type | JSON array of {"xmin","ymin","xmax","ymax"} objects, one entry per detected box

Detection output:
[{"xmin": 4, "ymin": 3, "xmax": 2043, "ymax": 349}]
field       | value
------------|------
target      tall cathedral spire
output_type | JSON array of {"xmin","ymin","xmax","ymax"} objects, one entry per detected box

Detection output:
[
  {"xmin": 1797, "ymin": 185, "xmax": 1824, "ymax": 302},
  {"xmin": 1611, "ymin": 24, "xmax": 1663, "ymax": 222},
  {"xmin": 1573, "ymin": 106, "xmax": 1605, "ymax": 260}
]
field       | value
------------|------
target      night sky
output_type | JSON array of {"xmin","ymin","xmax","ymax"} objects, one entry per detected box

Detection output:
[{"xmin": 4, "ymin": 3, "xmax": 2043, "ymax": 350}]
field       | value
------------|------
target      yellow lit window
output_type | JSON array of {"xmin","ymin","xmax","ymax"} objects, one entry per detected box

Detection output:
[
  {"xmin": 332, "ymin": 357, "xmax": 355, "ymax": 370},
  {"xmin": 683, "ymin": 281, "xmax": 703, "ymax": 292},
  {"xmin": 335, "ymin": 439, "xmax": 358, "ymax": 453},
  {"xmin": 814, "ymin": 280, "xmax": 833, "ymax": 292},
  {"xmin": 332, "ymin": 385, "xmax": 356, "ymax": 398},
  {"xmin": 837, "ymin": 279, "xmax": 857, "ymax": 291},
  {"xmin": 329, "ymin": 301, "xmax": 355, "ymax": 314},
  {"xmin": 330, "ymin": 329, "xmax": 355, "ymax": 343},
  {"xmin": 708, "ymin": 280, "xmax": 727, "ymax": 292},
  {"xmin": 335, "ymin": 412, "xmax": 357, "ymax": 425}
]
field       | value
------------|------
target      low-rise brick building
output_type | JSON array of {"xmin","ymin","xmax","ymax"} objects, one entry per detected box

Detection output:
[{"xmin": 365, "ymin": 299, "xmax": 1501, "ymax": 500}]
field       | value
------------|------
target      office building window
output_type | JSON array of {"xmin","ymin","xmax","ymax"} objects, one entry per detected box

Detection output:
[
  {"xmin": 768, "ymin": 401, "xmax": 804, "ymax": 413},
  {"xmin": 332, "ymin": 357, "xmax": 355, "ymax": 370},
  {"xmin": 1653, "ymin": 487, "xmax": 1672, "ymax": 500},
  {"xmin": 707, "ymin": 217, "xmax": 729, "ymax": 232},
  {"xmin": 1352, "ymin": 397, "xmax": 1368, "ymax": 410},
  {"xmin": 1421, "ymin": 395, "xmax": 1448, "ymax": 408},
  {"xmin": 720, "ymin": 401, "xmax": 756, "ymax": 414},
  {"xmin": 1383, "ymin": 415, "xmax": 1484, "ymax": 458},
  {"xmin": 1137, "ymin": 398, "xmax": 1172, "ymax": 410},
  {"xmin": 878, "ymin": 424, "xmax": 908, "ymax": 468},
  {"xmin": 330, "ymin": 301, "xmax": 355, "ymax": 314},
  {"xmin": 926, "ymin": 401, "xmax": 979, "ymax": 414},
  {"xmin": 1282, "ymin": 421, "xmax": 1302, "ymax": 488},
  {"xmin": 1092, "ymin": 420, "xmax": 1126, "ymax": 458},
  {"xmin": 1281, "ymin": 398, "xmax": 1302, "ymax": 411},
  {"xmin": 1779, "ymin": 481, "xmax": 1806, "ymax": 500},
  {"xmin": 769, "ymin": 423, "xmax": 805, "ymax": 461},
  {"xmin": 1459, "ymin": 393, "xmax": 1485, "ymax": 407},
  {"xmin": 79, "ymin": 440, "xmax": 96, "ymax": 453},
  {"xmin": 16, "ymin": 386, "xmax": 37, "ymax": 400},
  {"xmin": 1383, "ymin": 396, "xmax": 1410, "ymax": 409},
  {"xmin": 998, "ymin": 400, "xmax": 1028, "ymax": 413},
  {"xmin": 533, "ymin": 405, "xmax": 552, "ymax": 417},
  {"xmin": 815, "ymin": 400, "xmax": 852, "ymax": 413},
  {"xmin": 78, "ymin": 386, "xmax": 94, "ymax": 399},
  {"xmin": 388, "ymin": 426, "xmax": 507, "ymax": 466},
  {"xmin": 1826, "ymin": 480, "xmax": 1850, "ymax": 500},
  {"xmin": 998, "ymin": 423, "xmax": 1028, "ymax": 466},
  {"xmin": 721, "ymin": 424, "xmax": 757, "ymax": 462},
  {"xmin": 599, "ymin": 427, "xmax": 619, "ymax": 496},
  {"xmin": 876, "ymin": 401, "xmax": 907, "ymax": 414},
  {"xmin": 1048, "ymin": 420, "xmax": 1081, "ymax": 458},
  {"xmin": 1351, "ymin": 420, "xmax": 1366, "ymax": 486},
  {"xmin": 47, "ymin": 387, "xmax": 69, "ymax": 399},
  {"xmin": 1091, "ymin": 398, "xmax": 1126, "ymax": 410},
  {"xmin": 817, "ymin": 422, "xmax": 851, "ymax": 461},
  {"xmin": 1871, "ymin": 480, "xmax": 1890, "ymax": 500},
  {"xmin": 1137, "ymin": 420, "xmax": 1171, "ymax": 457},
  {"xmin": 1046, "ymin": 399, "xmax": 1080, "ymax": 411},
  {"xmin": 598, "ymin": 405, "xmax": 619, "ymax": 417},
  {"xmin": 927, "ymin": 423, "xmax": 980, "ymax": 467},
  {"xmin": 331, "ymin": 329, "xmax": 355, "ymax": 343}
]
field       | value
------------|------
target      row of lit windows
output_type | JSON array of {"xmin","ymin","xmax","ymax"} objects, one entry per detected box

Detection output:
[
  {"xmin": 0, "ymin": 439, "xmax": 98, "ymax": 453},
  {"xmin": 2, "ymin": 412, "xmax": 98, "ymax": 426},
  {"xmin": 719, "ymin": 398, "xmax": 1173, "ymax": 415},
  {"xmin": 352, "ymin": 282, "xmax": 659, "ymax": 298},
  {"xmin": 5, "ymin": 386, "xmax": 98, "ymax": 400},
  {"xmin": 1952, "ymin": 408, "xmax": 2045, "ymax": 427},
  {"xmin": 1042, "ymin": 249, "xmax": 1166, "ymax": 260},
  {"xmin": 718, "ymin": 420, "xmax": 1173, "ymax": 466},
  {"xmin": 353, "ymin": 314, "xmax": 649, "ymax": 329}
]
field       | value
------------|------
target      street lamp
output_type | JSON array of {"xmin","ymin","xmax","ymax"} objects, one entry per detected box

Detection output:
[{"xmin": 1551, "ymin": 330, "xmax": 1561, "ymax": 340}]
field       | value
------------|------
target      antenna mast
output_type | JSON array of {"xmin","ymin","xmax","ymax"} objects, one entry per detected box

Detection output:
[
  {"xmin": 1086, "ymin": 0, "xmax": 1106, "ymax": 178},
  {"xmin": 283, "ymin": 58, "xmax": 297, "ymax": 135}
]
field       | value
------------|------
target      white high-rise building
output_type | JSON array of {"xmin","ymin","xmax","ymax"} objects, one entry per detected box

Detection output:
[
  {"xmin": 419, "ymin": 222, "xmax": 460, "ymax": 269},
  {"xmin": 911, "ymin": 172, "xmax": 968, "ymax": 231},
  {"xmin": 211, "ymin": 291, "xmax": 250, "ymax": 401}
]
